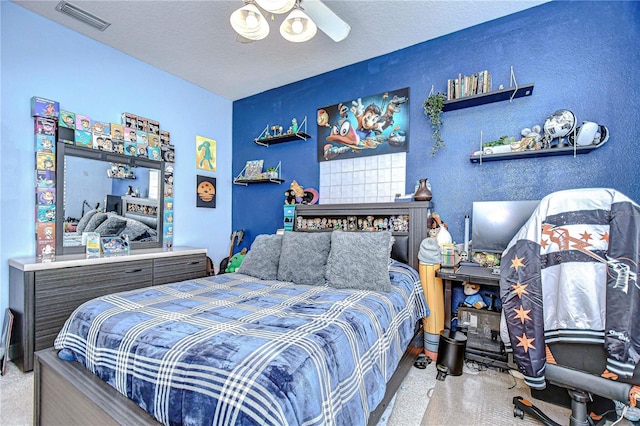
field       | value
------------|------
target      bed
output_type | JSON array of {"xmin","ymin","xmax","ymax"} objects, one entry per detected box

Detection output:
[
  {"xmin": 35, "ymin": 230, "xmax": 428, "ymax": 426},
  {"xmin": 63, "ymin": 209, "xmax": 158, "ymax": 246}
]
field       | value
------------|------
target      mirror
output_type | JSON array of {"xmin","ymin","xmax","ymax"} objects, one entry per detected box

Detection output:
[{"xmin": 56, "ymin": 144, "xmax": 164, "ymax": 254}]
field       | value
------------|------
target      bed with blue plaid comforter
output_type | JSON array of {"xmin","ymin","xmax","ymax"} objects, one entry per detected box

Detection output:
[{"xmin": 54, "ymin": 260, "xmax": 427, "ymax": 426}]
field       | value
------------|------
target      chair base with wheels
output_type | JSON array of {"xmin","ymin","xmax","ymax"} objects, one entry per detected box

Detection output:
[{"xmin": 510, "ymin": 344, "xmax": 640, "ymax": 426}]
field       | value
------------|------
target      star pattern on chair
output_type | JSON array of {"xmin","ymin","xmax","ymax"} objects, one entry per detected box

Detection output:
[
  {"xmin": 516, "ymin": 332, "xmax": 536, "ymax": 353},
  {"xmin": 511, "ymin": 255, "xmax": 525, "ymax": 272},
  {"xmin": 513, "ymin": 305, "xmax": 532, "ymax": 324},
  {"xmin": 511, "ymin": 283, "xmax": 528, "ymax": 298}
]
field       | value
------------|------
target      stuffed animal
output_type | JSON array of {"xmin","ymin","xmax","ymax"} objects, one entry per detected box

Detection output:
[
  {"xmin": 284, "ymin": 188, "xmax": 297, "ymax": 205},
  {"xmin": 463, "ymin": 282, "xmax": 487, "ymax": 309},
  {"xmin": 225, "ymin": 248, "xmax": 247, "ymax": 273},
  {"xmin": 285, "ymin": 180, "xmax": 316, "ymax": 205}
]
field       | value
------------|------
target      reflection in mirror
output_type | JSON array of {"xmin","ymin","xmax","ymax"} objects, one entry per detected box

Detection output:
[{"xmin": 61, "ymin": 153, "xmax": 163, "ymax": 252}]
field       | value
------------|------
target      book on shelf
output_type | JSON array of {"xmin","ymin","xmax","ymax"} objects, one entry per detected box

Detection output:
[{"xmin": 447, "ymin": 69, "xmax": 492, "ymax": 100}]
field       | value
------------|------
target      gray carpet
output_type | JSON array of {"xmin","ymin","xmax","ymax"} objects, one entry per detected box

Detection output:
[
  {"xmin": 1, "ymin": 358, "xmax": 634, "ymax": 426},
  {"xmin": 0, "ymin": 359, "xmax": 436, "ymax": 426}
]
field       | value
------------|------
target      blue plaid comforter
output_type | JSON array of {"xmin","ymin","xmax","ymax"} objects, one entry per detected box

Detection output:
[{"xmin": 55, "ymin": 261, "xmax": 427, "ymax": 426}]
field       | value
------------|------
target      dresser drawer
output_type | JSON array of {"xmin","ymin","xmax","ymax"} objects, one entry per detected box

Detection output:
[
  {"xmin": 153, "ymin": 254, "xmax": 207, "ymax": 285},
  {"xmin": 34, "ymin": 260, "xmax": 153, "ymax": 351}
]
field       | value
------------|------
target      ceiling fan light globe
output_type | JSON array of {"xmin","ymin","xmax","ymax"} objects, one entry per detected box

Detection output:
[
  {"xmin": 230, "ymin": 3, "xmax": 269, "ymax": 40},
  {"xmin": 245, "ymin": 12, "xmax": 258, "ymax": 29},
  {"xmin": 291, "ymin": 18, "xmax": 303, "ymax": 34},
  {"xmin": 280, "ymin": 8, "xmax": 317, "ymax": 42},
  {"xmin": 255, "ymin": 0, "xmax": 295, "ymax": 14}
]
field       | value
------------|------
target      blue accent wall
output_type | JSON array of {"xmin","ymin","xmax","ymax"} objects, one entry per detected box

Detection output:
[
  {"xmin": 0, "ymin": 2, "xmax": 233, "ymax": 314},
  {"xmin": 232, "ymin": 1, "xmax": 640, "ymax": 250}
]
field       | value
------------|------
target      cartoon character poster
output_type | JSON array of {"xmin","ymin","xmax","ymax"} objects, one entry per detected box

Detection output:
[
  {"xmin": 317, "ymin": 87, "xmax": 409, "ymax": 161},
  {"xmin": 195, "ymin": 136, "xmax": 216, "ymax": 172}
]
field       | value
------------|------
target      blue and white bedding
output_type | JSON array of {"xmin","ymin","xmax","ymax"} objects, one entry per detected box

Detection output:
[{"xmin": 54, "ymin": 260, "xmax": 427, "ymax": 426}]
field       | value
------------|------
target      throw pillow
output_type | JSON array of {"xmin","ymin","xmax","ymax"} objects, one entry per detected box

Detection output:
[
  {"xmin": 237, "ymin": 234, "xmax": 283, "ymax": 280},
  {"xmin": 326, "ymin": 231, "xmax": 392, "ymax": 292},
  {"xmin": 94, "ymin": 216, "xmax": 128, "ymax": 236},
  {"xmin": 83, "ymin": 212, "xmax": 108, "ymax": 233},
  {"xmin": 119, "ymin": 218, "xmax": 154, "ymax": 240},
  {"xmin": 75, "ymin": 209, "xmax": 98, "ymax": 234},
  {"xmin": 277, "ymin": 231, "xmax": 331, "ymax": 286}
]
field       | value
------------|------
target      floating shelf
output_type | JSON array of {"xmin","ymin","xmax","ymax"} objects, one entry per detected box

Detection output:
[
  {"xmin": 254, "ymin": 116, "xmax": 310, "ymax": 147},
  {"xmin": 233, "ymin": 178, "xmax": 285, "ymax": 186},
  {"xmin": 254, "ymin": 131, "xmax": 312, "ymax": 147},
  {"xmin": 443, "ymin": 83, "xmax": 535, "ymax": 112},
  {"xmin": 469, "ymin": 141, "xmax": 605, "ymax": 163}
]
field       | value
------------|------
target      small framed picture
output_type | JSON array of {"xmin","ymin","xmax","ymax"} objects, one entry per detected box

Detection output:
[
  {"xmin": 100, "ymin": 236, "xmax": 129, "ymax": 256},
  {"xmin": 196, "ymin": 175, "xmax": 216, "ymax": 208},
  {"xmin": 1, "ymin": 308, "xmax": 14, "ymax": 376},
  {"xmin": 244, "ymin": 160, "xmax": 263, "ymax": 179}
]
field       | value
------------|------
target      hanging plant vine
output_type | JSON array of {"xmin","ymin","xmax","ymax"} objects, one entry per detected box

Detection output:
[{"xmin": 423, "ymin": 90, "xmax": 446, "ymax": 156}]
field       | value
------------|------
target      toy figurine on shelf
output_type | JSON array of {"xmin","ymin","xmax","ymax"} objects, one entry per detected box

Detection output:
[{"xmin": 291, "ymin": 118, "xmax": 298, "ymax": 134}]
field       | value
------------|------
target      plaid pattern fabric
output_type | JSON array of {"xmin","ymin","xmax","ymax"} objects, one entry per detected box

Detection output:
[{"xmin": 55, "ymin": 260, "xmax": 426, "ymax": 426}]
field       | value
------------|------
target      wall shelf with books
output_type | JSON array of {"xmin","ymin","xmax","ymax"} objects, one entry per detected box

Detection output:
[
  {"xmin": 443, "ymin": 83, "xmax": 534, "ymax": 112},
  {"xmin": 469, "ymin": 140, "xmax": 604, "ymax": 163}
]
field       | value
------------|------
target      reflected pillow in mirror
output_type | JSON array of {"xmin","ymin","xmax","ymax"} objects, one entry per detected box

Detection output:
[
  {"xmin": 94, "ymin": 216, "xmax": 128, "ymax": 236},
  {"xmin": 84, "ymin": 213, "xmax": 108, "ymax": 233},
  {"xmin": 119, "ymin": 218, "xmax": 154, "ymax": 240},
  {"xmin": 75, "ymin": 209, "xmax": 98, "ymax": 234},
  {"xmin": 326, "ymin": 231, "xmax": 392, "ymax": 292},
  {"xmin": 237, "ymin": 234, "xmax": 282, "ymax": 280}
]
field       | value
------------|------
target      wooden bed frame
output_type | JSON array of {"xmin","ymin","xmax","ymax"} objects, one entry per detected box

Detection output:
[
  {"xmin": 34, "ymin": 328, "xmax": 424, "ymax": 426},
  {"xmin": 33, "ymin": 203, "xmax": 430, "ymax": 425}
]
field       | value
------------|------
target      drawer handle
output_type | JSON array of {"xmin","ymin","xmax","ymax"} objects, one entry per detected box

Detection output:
[
  {"xmin": 125, "ymin": 268, "xmax": 143, "ymax": 273},
  {"xmin": 188, "ymin": 261, "xmax": 201, "ymax": 265}
]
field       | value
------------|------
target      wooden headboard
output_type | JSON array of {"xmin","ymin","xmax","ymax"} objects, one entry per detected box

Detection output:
[{"xmin": 293, "ymin": 202, "xmax": 432, "ymax": 271}]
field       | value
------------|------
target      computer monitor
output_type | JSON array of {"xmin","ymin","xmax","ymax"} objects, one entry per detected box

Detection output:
[
  {"xmin": 471, "ymin": 200, "xmax": 539, "ymax": 255},
  {"xmin": 105, "ymin": 194, "xmax": 122, "ymax": 215}
]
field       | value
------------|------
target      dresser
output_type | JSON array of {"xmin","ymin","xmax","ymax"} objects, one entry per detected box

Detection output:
[{"xmin": 9, "ymin": 246, "xmax": 207, "ymax": 371}]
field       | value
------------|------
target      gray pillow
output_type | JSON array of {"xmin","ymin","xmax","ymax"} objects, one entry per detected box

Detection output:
[
  {"xmin": 94, "ymin": 215, "xmax": 127, "ymax": 236},
  {"xmin": 326, "ymin": 231, "xmax": 392, "ymax": 292},
  {"xmin": 75, "ymin": 209, "xmax": 98, "ymax": 234},
  {"xmin": 119, "ymin": 218, "xmax": 154, "ymax": 240},
  {"xmin": 83, "ymin": 212, "xmax": 108, "ymax": 232},
  {"xmin": 277, "ymin": 232, "xmax": 332, "ymax": 286},
  {"xmin": 237, "ymin": 234, "xmax": 282, "ymax": 280}
]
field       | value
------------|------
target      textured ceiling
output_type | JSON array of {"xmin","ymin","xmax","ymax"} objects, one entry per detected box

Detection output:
[{"xmin": 13, "ymin": 0, "xmax": 548, "ymax": 101}]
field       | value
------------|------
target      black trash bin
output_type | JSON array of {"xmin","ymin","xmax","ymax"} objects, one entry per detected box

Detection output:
[{"xmin": 436, "ymin": 329, "xmax": 467, "ymax": 379}]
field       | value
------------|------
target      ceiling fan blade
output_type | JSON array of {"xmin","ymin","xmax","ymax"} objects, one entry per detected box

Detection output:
[{"xmin": 302, "ymin": 0, "xmax": 351, "ymax": 42}]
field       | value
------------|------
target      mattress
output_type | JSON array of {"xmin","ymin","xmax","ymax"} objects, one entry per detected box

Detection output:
[{"xmin": 55, "ymin": 260, "xmax": 427, "ymax": 426}]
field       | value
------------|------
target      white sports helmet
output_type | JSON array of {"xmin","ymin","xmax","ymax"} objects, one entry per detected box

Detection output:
[
  {"xmin": 543, "ymin": 109, "xmax": 577, "ymax": 139},
  {"xmin": 568, "ymin": 122, "xmax": 610, "ymax": 146}
]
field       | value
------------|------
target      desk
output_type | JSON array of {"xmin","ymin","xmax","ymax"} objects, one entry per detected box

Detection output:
[
  {"xmin": 436, "ymin": 265, "xmax": 501, "ymax": 332},
  {"xmin": 437, "ymin": 265, "xmax": 508, "ymax": 368}
]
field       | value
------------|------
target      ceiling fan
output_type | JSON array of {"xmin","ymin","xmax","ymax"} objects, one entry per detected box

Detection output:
[{"xmin": 231, "ymin": 0, "xmax": 351, "ymax": 43}]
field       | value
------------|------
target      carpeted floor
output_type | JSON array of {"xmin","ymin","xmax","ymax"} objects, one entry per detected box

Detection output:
[
  {"xmin": 1, "ymin": 357, "xmax": 635, "ymax": 425},
  {"xmin": 0, "ymin": 358, "xmax": 437, "ymax": 426}
]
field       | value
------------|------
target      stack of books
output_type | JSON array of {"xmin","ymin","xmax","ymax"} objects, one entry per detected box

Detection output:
[{"xmin": 447, "ymin": 70, "xmax": 492, "ymax": 100}]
